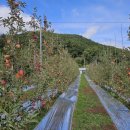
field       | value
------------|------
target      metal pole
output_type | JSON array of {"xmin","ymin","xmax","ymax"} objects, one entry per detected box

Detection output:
[
  {"xmin": 40, "ymin": 20, "xmax": 43, "ymax": 66},
  {"xmin": 121, "ymin": 24, "xmax": 124, "ymax": 48},
  {"xmin": 120, "ymin": 24, "xmax": 124, "ymax": 67},
  {"xmin": 84, "ymin": 57, "xmax": 85, "ymax": 68}
]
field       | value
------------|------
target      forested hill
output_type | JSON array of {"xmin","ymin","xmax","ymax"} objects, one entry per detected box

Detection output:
[
  {"xmin": 0, "ymin": 32, "xmax": 128, "ymax": 66},
  {"xmin": 43, "ymin": 32, "xmax": 126, "ymax": 66}
]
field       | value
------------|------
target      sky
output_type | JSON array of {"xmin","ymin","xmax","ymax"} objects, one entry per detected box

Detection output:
[{"xmin": 0, "ymin": 0, "xmax": 130, "ymax": 48}]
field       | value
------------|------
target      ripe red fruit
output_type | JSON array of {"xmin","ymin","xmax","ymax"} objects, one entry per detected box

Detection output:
[
  {"xmin": 33, "ymin": 35, "xmax": 37, "ymax": 41},
  {"xmin": 15, "ymin": 73, "xmax": 21, "ymax": 79},
  {"xmin": 15, "ymin": 44, "xmax": 21, "ymax": 49},
  {"xmin": 0, "ymin": 80, "xmax": 7, "ymax": 86},
  {"xmin": 5, "ymin": 59, "xmax": 10, "ymax": 64},
  {"xmin": 18, "ymin": 70, "xmax": 24, "ymax": 76},
  {"xmin": 41, "ymin": 100, "xmax": 46, "ymax": 108}
]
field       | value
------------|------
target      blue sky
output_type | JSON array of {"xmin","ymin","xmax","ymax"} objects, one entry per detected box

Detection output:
[{"xmin": 0, "ymin": 0, "xmax": 130, "ymax": 48}]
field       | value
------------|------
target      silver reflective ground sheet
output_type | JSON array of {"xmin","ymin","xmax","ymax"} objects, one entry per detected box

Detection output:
[
  {"xmin": 85, "ymin": 75, "xmax": 130, "ymax": 130},
  {"xmin": 34, "ymin": 76, "xmax": 80, "ymax": 130}
]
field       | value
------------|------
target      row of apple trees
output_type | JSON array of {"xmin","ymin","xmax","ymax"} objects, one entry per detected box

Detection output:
[{"xmin": 0, "ymin": 0, "xmax": 79, "ymax": 130}]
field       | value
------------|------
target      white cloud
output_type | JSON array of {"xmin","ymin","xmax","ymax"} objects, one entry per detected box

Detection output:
[
  {"xmin": 0, "ymin": 5, "xmax": 32, "ymax": 34},
  {"xmin": 0, "ymin": 5, "xmax": 10, "ymax": 34},
  {"xmin": 101, "ymin": 41, "xmax": 122, "ymax": 48},
  {"xmin": 0, "ymin": 5, "xmax": 10, "ymax": 18},
  {"xmin": 82, "ymin": 26, "xmax": 100, "ymax": 38}
]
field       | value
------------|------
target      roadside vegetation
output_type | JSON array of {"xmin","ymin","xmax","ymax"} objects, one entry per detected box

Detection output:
[{"xmin": 72, "ymin": 74, "xmax": 116, "ymax": 130}]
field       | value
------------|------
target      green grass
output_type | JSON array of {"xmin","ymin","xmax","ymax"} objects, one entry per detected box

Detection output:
[{"xmin": 72, "ymin": 74, "xmax": 116, "ymax": 130}]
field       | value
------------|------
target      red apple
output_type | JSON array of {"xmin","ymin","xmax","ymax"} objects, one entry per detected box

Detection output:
[
  {"xmin": 0, "ymin": 80, "xmax": 7, "ymax": 86},
  {"xmin": 33, "ymin": 35, "xmax": 37, "ymax": 41},
  {"xmin": 5, "ymin": 59, "xmax": 10, "ymax": 64},
  {"xmin": 18, "ymin": 70, "xmax": 24, "ymax": 76},
  {"xmin": 15, "ymin": 73, "xmax": 21, "ymax": 79},
  {"xmin": 15, "ymin": 44, "xmax": 21, "ymax": 49},
  {"xmin": 41, "ymin": 100, "xmax": 46, "ymax": 108}
]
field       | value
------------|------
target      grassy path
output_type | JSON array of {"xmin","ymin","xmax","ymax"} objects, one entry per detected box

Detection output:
[{"xmin": 72, "ymin": 75, "xmax": 117, "ymax": 130}]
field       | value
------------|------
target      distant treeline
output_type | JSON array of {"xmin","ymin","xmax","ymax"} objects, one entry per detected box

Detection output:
[{"xmin": 0, "ymin": 32, "xmax": 130, "ymax": 66}]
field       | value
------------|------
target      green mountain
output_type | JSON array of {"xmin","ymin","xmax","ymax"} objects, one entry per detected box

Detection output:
[
  {"xmin": 0, "ymin": 32, "xmax": 128, "ymax": 66},
  {"xmin": 43, "ymin": 32, "xmax": 126, "ymax": 65}
]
